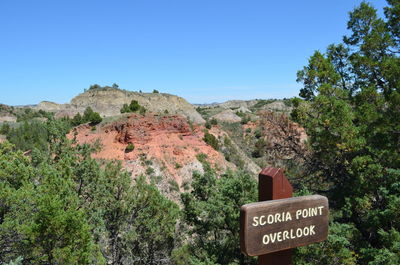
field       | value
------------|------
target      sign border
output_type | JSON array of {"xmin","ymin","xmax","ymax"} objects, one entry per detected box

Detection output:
[{"xmin": 240, "ymin": 195, "xmax": 329, "ymax": 256}]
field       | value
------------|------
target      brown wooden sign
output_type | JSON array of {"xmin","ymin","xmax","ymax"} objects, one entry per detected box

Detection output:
[{"xmin": 240, "ymin": 195, "xmax": 329, "ymax": 256}]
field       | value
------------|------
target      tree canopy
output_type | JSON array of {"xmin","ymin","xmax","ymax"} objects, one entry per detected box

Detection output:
[
  {"xmin": 0, "ymin": 118, "xmax": 179, "ymax": 264},
  {"xmin": 292, "ymin": 1, "xmax": 400, "ymax": 264}
]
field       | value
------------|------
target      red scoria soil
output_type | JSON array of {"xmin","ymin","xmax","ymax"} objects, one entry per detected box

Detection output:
[{"xmin": 67, "ymin": 113, "xmax": 232, "ymax": 188}]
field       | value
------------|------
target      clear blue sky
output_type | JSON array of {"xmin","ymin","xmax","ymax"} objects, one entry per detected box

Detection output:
[{"xmin": 0, "ymin": 0, "xmax": 387, "ymax": 105}]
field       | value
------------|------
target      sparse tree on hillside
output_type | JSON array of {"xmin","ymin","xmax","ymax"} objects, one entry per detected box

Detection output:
[
  {"xmin": 71, "ymin": 112, "xmax": 83, "ymax": 126},
  {"xmin": 89, "ymin": 84, "xmax": 101, "ymax": 90},
  {"xmin": 129, "ymin": 100, "xmax": 140, "ymax": 112},
  {"xmin": 203, "ymin": 130, "xmax": 219, "ymax": 150},
  {"xmin": 120, "ymin": 100, "xmax": 146, "ymax": 115},
  {"xmin": 82, "ymin": 107, "xmax": 102, "ymax": 125},
  {"xmin": 120, "ymin": 104, "xmax": 130, "ymax": 113}
]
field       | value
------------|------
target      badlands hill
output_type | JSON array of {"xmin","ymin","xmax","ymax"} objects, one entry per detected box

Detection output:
[
  {"xmin": 0, "ymin": 88, "xmax": 304, "ymax": 200},
  {"xmin": 35, "ymin": 87, "xmax": 205, "ymax": 124},
  {"xmin": 67, "ymin": 113, "xmax": 254, "ymax": 199}
]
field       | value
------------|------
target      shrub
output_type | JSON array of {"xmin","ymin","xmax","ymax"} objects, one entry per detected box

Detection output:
[
  {"xmin": 252, "ymin": 138, "xmax": 267, "ymax": 158},
  {"xmin": 240, "ymin": 115, "xmax": 250, "ymax": 124},
  {"xmin": 88, "ymin": 84, "xmax": 101, "ymax": 90},
  {"xmin": 188, "ymin": 120, "xmax": 194, "ymax": 131},
  {"xmin": 235, "ymin": 111, "xmax": 245, "ymax": 118},
  {"xmin": 146, "ymin": 167, "xmax": 155, "ymax": 175},
  {"xmin": 71, "ymin": 112, "xmax": 83, "ymax": 126},
  {"xmin": 82, "ymin": 107, "xmax": 102, "ymax": 125},
  {"xmin": 205, "ymin": 118, "xmax": 218, "ymax": 129},
  {"xmin": 129, "ymin": 100, "xmax": 140, "ymax": 112},
  {"xmin": 120, "ymin": 104, "xmax": 130, "ymax": 113},
  {"xmin": 196, "ymin": 153, "xmax": 208, "ymax": 162},
  {"xmin": 254, "ymin": 129, "xmax": 262, "ymax": 139},
  {"xmin": 125, "ymin": 143, "xmax": 135, "ymax": 152},
  {"xmin": 0, "ymin": 122, "xmax": 10, "ymax": 135},
  {"xmin": 16, "ymin": 108, "xmax": 54, "ymax": 122},
  {"xmin": 153, "ymin": 89, "xmax": 159, "ymax": 93},
  {"xmin": 205, "ymin": 121, "xmax": 211, "ymax": 129},
  {"xmin": 203, "ymin": 130, "xmax": 219, "ymax": 150},
  {"xmin": 89, "ymin": 112, "xmax": 102, "ymax": 125},
  {"xmin": 139, "ymin": 106, "xmax": 146, "ymax": 115},
  {"xmin": 168, "ymin": 179, "xmax": 180, "ymax": 192},
  {"xmin": 181, "ymin": 180, "xmax": 191, "ymax": 191},
  {"xmin": 120, "ymin": 100, "xmax": 145, "ymax": 114},
  {"xmin": 150, "ymin": 175, "xmax": 162, "ymax": 183}
]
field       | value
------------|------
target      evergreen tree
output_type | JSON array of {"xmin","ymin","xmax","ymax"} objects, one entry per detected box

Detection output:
[
  {"xmin": 82, "ymin": 107, "xmax": 102, "ymax": 125},
  {"xmin": 120, "ymin": 100, "xmax": 145, "ymax": 114},
  {"xmin": 293, "ymin": 1, "xmax": 400, "ymax": 263},
  {"xmin": 71, "ymin": 112, "xmax": 83, "ymax": 126},
  {"xmin": 178, "ymin": 161, "xmax": 257, "ymax": 265},
  {"xmin": 0, "ymin": 117, "xmax": 179, "ymax": 264},
  {"xmin": 0, "ymin": 142, "xmax": 102, "ymax": 264}
]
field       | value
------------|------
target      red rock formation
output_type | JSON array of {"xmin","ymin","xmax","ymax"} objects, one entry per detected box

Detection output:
[{"xmin": 68, "ymin": 113, "xmax": 232, "ymax": 190}]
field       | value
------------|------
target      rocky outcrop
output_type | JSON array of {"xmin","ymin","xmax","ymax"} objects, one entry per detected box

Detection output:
[
  {"xmin": 196, "ymin": 99, "xmax": 291, "ymax": 113},
  {"xmin": 237, "ymin": 106, "xmax": 251, "ymax": 113},
  {"xmin": 211, "ymin": 109, "xmax": 242, "ymax": 123},
  {"xmin": 261, "ymin": 101, "xmax": 292, "ymax": 112},
  {"xmin": 0, "ymin": 116, "xmax": 16, "ymax": 123},
  {"xmin": 0, "ymin": 104, "xmax": 16, "ymax": 122},
  {"xmin": 68, "ymin": 113, "xmax": 234, "ymax": 197},
  {"xmin": 35, "ymin": 88, "xmax": 205, "ymax": 124},
  {"xmin": 112, "ymin": 114, "xmax": 192, "ymax": 145},
  {"xmin": 216, "ymin": 100, "xmax": 258, "ymax": 109}
]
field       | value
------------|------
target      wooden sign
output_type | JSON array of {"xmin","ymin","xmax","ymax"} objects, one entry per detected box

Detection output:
[{"xmin": 240, "ymin": 195, "xmax": 329, "ymax": 256}]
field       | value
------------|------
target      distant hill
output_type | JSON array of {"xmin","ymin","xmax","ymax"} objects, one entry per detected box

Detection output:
[
  {"xmin": 195, "ymin": 99, "xmax": 292, "ymax": 112},
  {"xmin": 34, "ymin": 87, "xmax": 205, "ymax": 124}
]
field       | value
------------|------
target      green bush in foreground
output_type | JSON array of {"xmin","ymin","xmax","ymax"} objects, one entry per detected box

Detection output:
[
  {"xmin": 0, "ymin": 124, "xmax": 179, "ymax": 264},
  {"xmin": 177, "ymin": 161, "xmax": 258, "ymax": 265}
]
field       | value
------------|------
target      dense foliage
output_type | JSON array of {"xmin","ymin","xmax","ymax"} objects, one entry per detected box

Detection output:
[
  {"xmin": 16, "ymin": 108, "xmax": 54, "ymax": 122},
  {"xmin": 292, "ymin": 1, "xmax": 400, "ymax": 264},
  {"xmin": 0, "ymin": 119, "xmax": 179, "ymax": 265},
  {"xmin": 175, "ymin": 158, "xmax": 258, "ymax": 265},
  {"xmin": 120, "ymin": 100, "xmax": 146, "ymax": 114},
  {"xmin": 71, "ymin": 107, "xmax": 103, "ymax": 126}
]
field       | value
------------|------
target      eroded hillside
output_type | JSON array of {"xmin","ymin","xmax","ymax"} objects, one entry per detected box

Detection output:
[
  {"xmin": 36, "ymin": 87, "xmax": 205, "ymax": 123},
  {"xmin": 68, "ymin": 113, "xmax": 235, "ymax": 199}
]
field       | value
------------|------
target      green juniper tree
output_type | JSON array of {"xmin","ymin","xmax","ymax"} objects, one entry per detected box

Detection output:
[
  {"xmin": 0, "ymin": 117, "xmax": 179, "ymax": 265},
  {"xmin": 177, "ymin": 159, "xmax": 258, "ymax": 265},
  {"xmin": 292, "ymin": 1, "xmax": 400, "ymax": 264}
]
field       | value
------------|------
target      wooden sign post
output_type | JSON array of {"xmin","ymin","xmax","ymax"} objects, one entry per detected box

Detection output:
[{"xmin": 240, "ymin": 168, "xmax": 329, "ymax": 265}]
